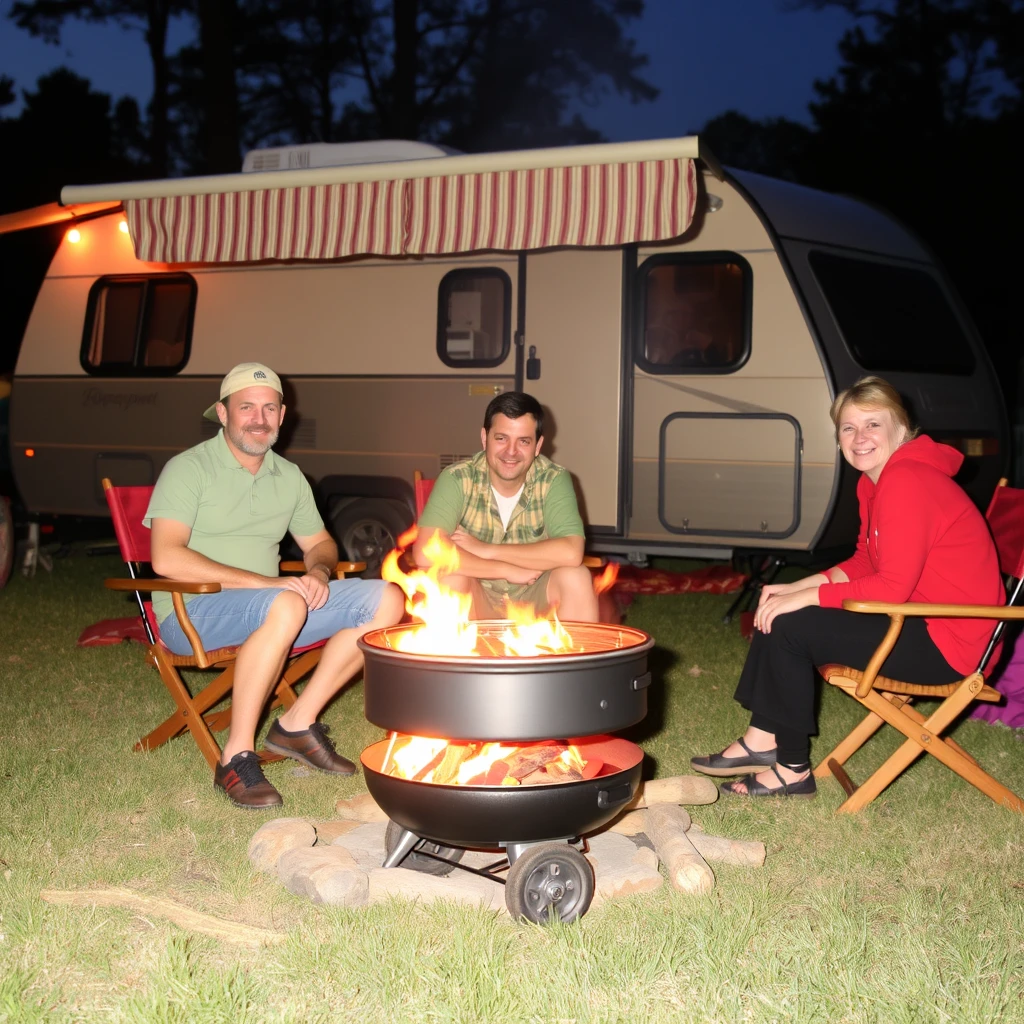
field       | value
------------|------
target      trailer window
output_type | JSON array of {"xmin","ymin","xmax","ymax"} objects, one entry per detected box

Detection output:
[
  {"xmin": 82, "ymin": 274, "xmax": 196, "ymax": 374},
  {"xmin": 437, "ymin": 268, "xmax": 511, "ymax": 368},
  {"xmin": 635, "ymin": 254, "xmax": 750, "ymax": 374},
  {"xmin": 809, "ymin": 251, "xmax": 975, "ymax": 374}
]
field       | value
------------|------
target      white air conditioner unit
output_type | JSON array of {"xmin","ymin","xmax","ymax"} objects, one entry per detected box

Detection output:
[{"xmin": 241, "ymin": 140, "xmax": 459, "ymax": 174}]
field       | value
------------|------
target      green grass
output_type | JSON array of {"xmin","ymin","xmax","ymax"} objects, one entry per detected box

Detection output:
[{"xmin": 2, "ymin": 548, "xmax": 1024, "ymax": 1023}]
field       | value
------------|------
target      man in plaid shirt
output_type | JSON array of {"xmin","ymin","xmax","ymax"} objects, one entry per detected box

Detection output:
[{"xmin": 415, "ymin": 392, "xmax": 598, "ymax": 621}]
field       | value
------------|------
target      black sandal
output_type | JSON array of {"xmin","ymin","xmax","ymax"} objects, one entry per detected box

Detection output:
[
  {"xmin": 720, "ymin": 763, "xmax": 817, "ymax": 799},
  {"xmin": 690, "ymin": 737, "xmax": 778, "ymax": 778}
]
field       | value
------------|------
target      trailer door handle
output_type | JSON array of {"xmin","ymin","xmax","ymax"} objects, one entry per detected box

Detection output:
[
  {"xmin": 632, "ymin": 672, "xmax": 651, "ymax": 691},
  {"xmin": 597, "ymin": 783, "xmax": 633, "ymax": 810}
]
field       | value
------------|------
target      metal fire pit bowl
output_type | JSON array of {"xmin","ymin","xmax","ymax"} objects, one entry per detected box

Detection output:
[
  {"xmin": 361, "ymin": 735, "xmax": 644, "ymax": 849},
  {"xmin": 358, "ymin": 621, "xmax": 654, "ymax": 741},
  {"xmin": 360, "ymin": 735, "xmax": 645, "ymax": 924}
]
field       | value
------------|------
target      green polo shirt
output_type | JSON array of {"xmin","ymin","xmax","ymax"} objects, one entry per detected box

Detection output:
[{"xmin": 143, "ymin": 430, "xmax": 324, "ymax": 623}]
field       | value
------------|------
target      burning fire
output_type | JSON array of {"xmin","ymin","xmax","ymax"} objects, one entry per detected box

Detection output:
[
  {"xmin": 383, "ymin": 732, "xmax": 596, "ymax": 786},
  {"xmin": 381, "ymin": 525, "xmax": 618, "ymax": 657},
  {"xmin": 376, "ymin": 529, "xmax": 623, "ymax": 786}
]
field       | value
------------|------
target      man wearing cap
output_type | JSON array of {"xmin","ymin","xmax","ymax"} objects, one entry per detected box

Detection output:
[{"xmin": 145, "ymin": 363, "xmax": 404, "ymax": 809}]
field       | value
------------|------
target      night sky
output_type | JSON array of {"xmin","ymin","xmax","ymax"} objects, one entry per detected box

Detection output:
[{"xmin": 0, "ymin": 0, "xmax": 856, "ymax": 148}]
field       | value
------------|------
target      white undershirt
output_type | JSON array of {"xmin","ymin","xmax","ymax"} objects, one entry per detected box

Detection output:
[{"xmin": 492, "ymin": 485, "xmax": 524, "ymax": 531}]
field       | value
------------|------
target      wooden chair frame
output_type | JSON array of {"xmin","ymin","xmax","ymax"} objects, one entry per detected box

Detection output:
[
  {"xmin": 815, "ymin": 600, "xmax": 1024, "ymax": 814},
  {"xmin": 102, "ymin": 479, "xmax": 363, "ymax": 769}
]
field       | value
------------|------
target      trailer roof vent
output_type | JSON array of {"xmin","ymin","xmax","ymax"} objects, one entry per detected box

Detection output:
[{"xmin": 241, "ymin": 140, "xmax": 459, "ymax": 174}]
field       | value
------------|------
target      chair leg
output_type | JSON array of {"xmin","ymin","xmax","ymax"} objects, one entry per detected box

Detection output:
[
  {"xmin": 136, "ymin": 662, "xmax": 237, "ymax": 751},
  {"xmin": 813, "ymin": 693, "xmax": 910, "ymax": 779},
  {"xmin": 140, "ymin": 651, "xmax": 225, "ymax": 770},
  {"xmin": 837, "ymin": 682, "xmax": 1024, "ymax": 814}
]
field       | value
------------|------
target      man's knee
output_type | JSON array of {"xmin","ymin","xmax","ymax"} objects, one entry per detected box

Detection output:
[
  {"xmin": 550, "ymin": 564, "xmax": 593, "ymax": 594},
  {"xmin": 375, "ymin": 582, "xmax": 406, "ymax": 624},
  {"xmin": 264, "ymin": 589, "xmax": 308, "ymax": 633}
]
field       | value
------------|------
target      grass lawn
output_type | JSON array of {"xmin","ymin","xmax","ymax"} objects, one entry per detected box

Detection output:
[{"xmin": 2, "ymin": 547, "xmax": 1023, "ymax": 1023}]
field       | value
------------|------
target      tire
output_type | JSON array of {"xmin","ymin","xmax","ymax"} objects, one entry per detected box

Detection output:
[
  {"xmin": 330, "ymin": 498, "xmax": 411, "ymax": 578},
  {"xmin": 384, "ymin": 819, "xmax": 464, "ymax": 877},
  {"xmin": 0, "ymin": 496, "xmax": 12, "ymax": 591},
  {"xmin": 505, "ymin": 843, "xmax": 594, "ymax": 924}
]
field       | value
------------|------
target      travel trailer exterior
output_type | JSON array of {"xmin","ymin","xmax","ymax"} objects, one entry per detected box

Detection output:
[{"xmin": 2, "ymin": 136, "xmax": 1006, "ymax": 572}]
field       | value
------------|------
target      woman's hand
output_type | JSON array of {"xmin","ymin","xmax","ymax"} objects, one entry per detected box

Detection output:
[
  {"xmin": 753, "ymin": 586, "xmax": 820, "ymax": 634},
  {"xmin": 755, "ymin": 573, "xmax": 831, "ymax": 611}
]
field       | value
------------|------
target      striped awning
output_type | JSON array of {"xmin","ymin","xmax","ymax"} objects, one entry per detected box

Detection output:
[{"xmin": 125, "ymin": 157, "xmax": 697, "ymax": 264}]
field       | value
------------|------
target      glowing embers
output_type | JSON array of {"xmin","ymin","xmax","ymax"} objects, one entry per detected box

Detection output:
[
  {"xmin": 380, "ymin": 525, "xmax": 618, "ymax": 657},
  {"xmin": 383, "ymin": 733, "xmax": 608, "ymax": 786}
]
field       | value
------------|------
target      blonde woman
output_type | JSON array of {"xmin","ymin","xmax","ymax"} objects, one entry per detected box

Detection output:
[{"xmin": 692, "ymin": 376, "xmax": 1004, "ymax": 798}]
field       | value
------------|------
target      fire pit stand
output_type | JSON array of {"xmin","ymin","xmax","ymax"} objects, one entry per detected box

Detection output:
[{"xmin": 358, "ymin": 621, "xmax": 655, "ymax": 924}]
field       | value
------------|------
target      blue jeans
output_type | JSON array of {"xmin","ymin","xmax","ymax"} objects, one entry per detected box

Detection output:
[{"xmin": 157, "ymin": 578, "xmax": 391, "ymax": 655}]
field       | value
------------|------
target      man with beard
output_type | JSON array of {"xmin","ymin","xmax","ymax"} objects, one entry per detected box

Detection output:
[
  {"xmin": 414, "ymin": 391, "xmax": 597, "ymax": 621},
  {"xmin": 145, "ymin": 363, "xmax": 403, "ymax": 808}
]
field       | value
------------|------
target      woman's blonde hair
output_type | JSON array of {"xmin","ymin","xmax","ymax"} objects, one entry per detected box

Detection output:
[{"xmin": 830, "ymin": 376, "xmax": 920, "ymax": 441}]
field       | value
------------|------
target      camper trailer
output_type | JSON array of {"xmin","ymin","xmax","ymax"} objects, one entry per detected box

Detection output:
[{"xmin": 2, "ymin": 136, "xmax": 1007, "ymax": 572}]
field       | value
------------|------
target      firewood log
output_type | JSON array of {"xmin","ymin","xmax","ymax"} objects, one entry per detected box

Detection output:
[
  {"xmin": 606, "ymin": 808, "xmax": 648, "ymax": 836},
  {"xmin": 40, "ymin": 888, "xmax": 286, "ymax": 946},
  {"xmin": 686, "ymin": 831, "xmax": 766, "ymax": 867},
  {"xmin": 623, "ymin": 775, "xmax": 718, "ymax": 810},
  {"xmin": 646, "ymin": 805, "xmax": 715, "ymax": 894}
]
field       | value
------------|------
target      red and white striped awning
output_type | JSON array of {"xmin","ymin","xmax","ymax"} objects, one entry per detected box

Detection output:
[{"xmin": 124, "ymin": 157, "xmax": 697, "ymax": 264}]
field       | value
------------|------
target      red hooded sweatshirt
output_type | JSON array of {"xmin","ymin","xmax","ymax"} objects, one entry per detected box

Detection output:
[{"xmin": 818, "ymin": 435, "xmax": 1004, "ymax": 676}]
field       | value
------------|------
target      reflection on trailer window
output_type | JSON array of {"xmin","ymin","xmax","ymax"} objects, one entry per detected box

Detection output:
[
  {"xmin": 82, "ymin": 274, "xmax": 196, "ymax": 374},
  {"xmin": 636, "ymin": 254, "xmax": 750, "ymax": 374},
  {"xmin": 437, "ymin": 268, "xmax": 511, "ymax": 368},
  {"xmin": 809, "ymin": 251, "xmax": 975, "ymax": 375}
]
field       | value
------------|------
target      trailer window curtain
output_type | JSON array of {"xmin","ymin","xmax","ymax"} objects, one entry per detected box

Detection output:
[
  {"xmin": 81, "ymin": 273, "xmax": 197, "ymax": 375},
  {"xmin": 124, "ymin": 158, "xmax": 698, "ymax": 264}
]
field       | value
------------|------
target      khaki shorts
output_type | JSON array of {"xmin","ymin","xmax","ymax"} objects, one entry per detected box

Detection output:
[{"xmin": 476, "ymin": 572, "xmax": 552, "ymax": 617}]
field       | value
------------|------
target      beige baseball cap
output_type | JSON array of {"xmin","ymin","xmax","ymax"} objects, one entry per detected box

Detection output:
[{"xmin": 203, "ymin": 362, "xmax": 283, "ymax": 421}]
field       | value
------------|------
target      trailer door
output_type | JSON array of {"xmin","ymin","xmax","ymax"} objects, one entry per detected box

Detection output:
[
  {"xmin": 627, "ymin": 251, "xmax": 804, "ymax": 546},
  {"xmin": 523, "ymin": 249, "xmax": 624, "ymax": 533}
]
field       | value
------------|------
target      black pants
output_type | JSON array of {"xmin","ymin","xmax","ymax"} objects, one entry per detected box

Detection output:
[{"xmin": 733, "ymin": 606, "xmax": 963, "ymax": 765}]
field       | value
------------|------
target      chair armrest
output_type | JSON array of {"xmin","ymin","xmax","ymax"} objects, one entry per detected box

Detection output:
[
  {"xmin": 842, "ymin": 600, "xmax": 1024, "ymax": 620},
  {"xmin": 104, "ymin": 578, "xmax": 220, "ymax": 667},
  {"xmin": 583, "ymin": 555, "xmax": 604, "ymax": 569},
  {"xmin": 105, "ymin": 579, "xmax": 222, "ymax": 594},
  {"xmin": 279, "ymin": 560, "xmax": 367, "ymax": 577}
]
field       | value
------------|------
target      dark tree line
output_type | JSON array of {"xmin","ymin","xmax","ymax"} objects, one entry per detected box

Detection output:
[{"xmin": 4, "ymin": 0, "xmax": 655, "ymax": 183}]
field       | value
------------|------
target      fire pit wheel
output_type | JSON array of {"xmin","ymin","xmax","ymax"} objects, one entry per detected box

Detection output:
[
  {"xmin": 384, "ymin": 820, "xmax": 464, "ymax": 877},
  {"xmin": 504, "ymin": 843, "xmax": 594, "ymax": 924}
]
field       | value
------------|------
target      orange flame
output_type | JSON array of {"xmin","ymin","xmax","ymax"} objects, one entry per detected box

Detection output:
[
  {"xmin": 381, "ymin": 525, "xmax": 478, "ymax": 655},
  {"xmin": 593, "ymin": 561, "xmax": 619, "ymax": 595},
  {"xmin": 382, "ymin": 526, "xmax": 583, "ymax": 657}
]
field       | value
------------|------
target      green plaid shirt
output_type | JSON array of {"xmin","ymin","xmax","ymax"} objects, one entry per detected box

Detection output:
[{"xmin": 418, "ymin": 450, "xmax": 584, "ymax": 596}]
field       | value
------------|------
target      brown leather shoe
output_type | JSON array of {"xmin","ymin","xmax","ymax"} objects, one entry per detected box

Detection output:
[
  {"xmin": 264, "ymin": 721, "xmax": 356, "ymax": 775},
  {"xmin": 214, "ymin": 751, "xmax": 283, "ymax": 808}
]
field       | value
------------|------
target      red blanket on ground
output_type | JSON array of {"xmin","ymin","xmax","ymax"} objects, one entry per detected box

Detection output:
[{"xmin": 610, "ymin": 564, "xmax": 747, "ymax": 596}]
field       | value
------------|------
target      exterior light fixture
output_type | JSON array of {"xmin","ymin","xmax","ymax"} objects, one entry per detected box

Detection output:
[
  {"xmin": 24, "ymin": 449, "xmax": 35, "ymax": 458},
  {"xmin": 67, "ymin": 228, "xmax": 81, "ymax": 243},
  {"xmin": 119, "ymin": 220, "xmax": 130, "ymax": 234}
]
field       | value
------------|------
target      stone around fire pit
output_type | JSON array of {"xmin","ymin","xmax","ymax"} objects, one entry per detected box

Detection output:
[{"xmin": 250, "ymin": 777, "xmax": 765, "ymax": 913}]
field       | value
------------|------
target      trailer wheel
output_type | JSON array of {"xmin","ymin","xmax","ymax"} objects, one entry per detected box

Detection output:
[
  {"xmin": 330, "ymin": 498, "xmax": 410, "ymax": 578},
  {"xmin": 384, "ymin": 819, "xmax": 464, "ymax": 876},
  {"xmin": 505, "ymin": 843, "xmax": 594, "ymax": 924},
  {"xmin": 0, "ymin": 497, "xmax": 12, "ymax": 591}
]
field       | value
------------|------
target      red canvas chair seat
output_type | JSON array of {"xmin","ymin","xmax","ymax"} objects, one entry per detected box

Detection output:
[
  {"xmin": 814, "ymin": 478, "xmax": 1024, "ymax": 814},
  {"xmin": 102, "ymin": 478, "xmax": 363, "ymax": 769}
]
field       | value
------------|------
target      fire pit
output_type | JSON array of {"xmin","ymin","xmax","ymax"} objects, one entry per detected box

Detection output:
[{"xmin": 358, "ymin": 620, "xmax": 654, "ymax": 923}]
